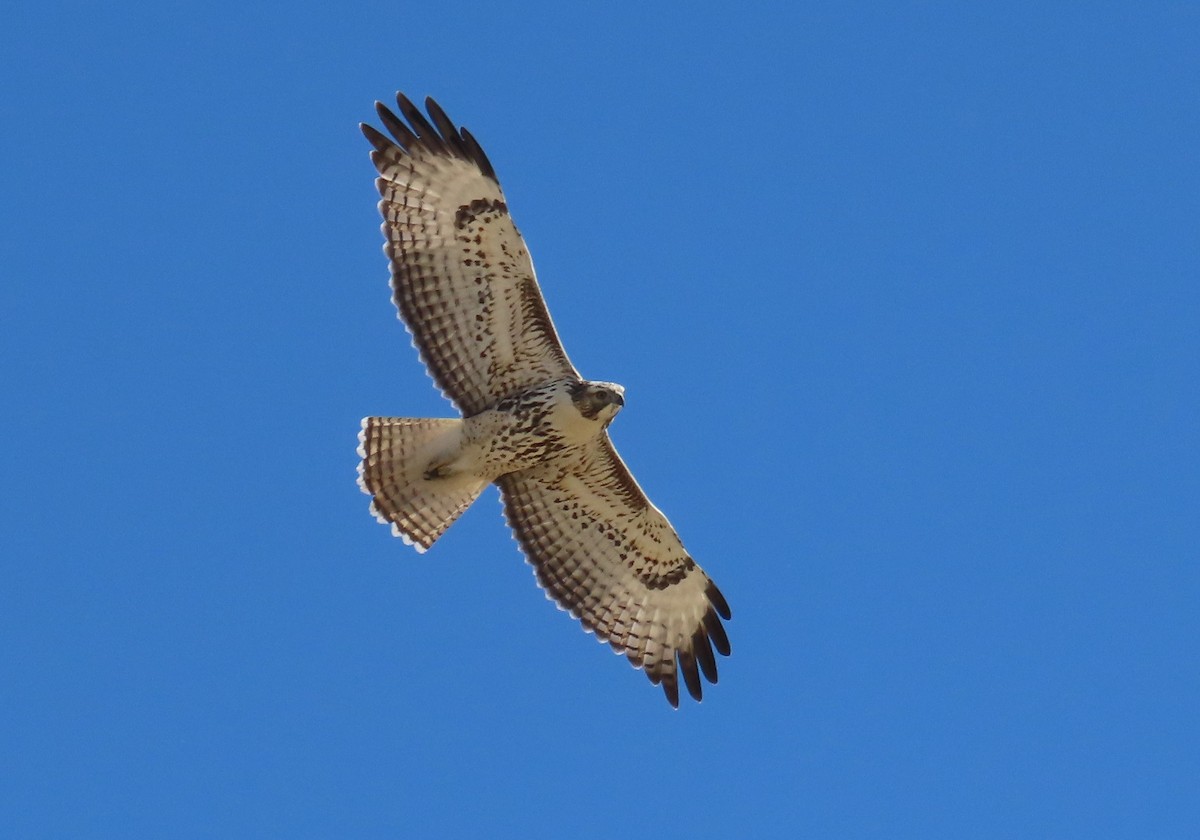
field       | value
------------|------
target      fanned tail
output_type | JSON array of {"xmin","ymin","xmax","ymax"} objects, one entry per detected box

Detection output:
[{"xmin": 357, "ymin": 417, "xmax": 487, "ymax": 551}]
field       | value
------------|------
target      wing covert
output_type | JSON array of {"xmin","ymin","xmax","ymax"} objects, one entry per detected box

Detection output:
[{"xmin": 497, "ymin": 435, "xmax": 731, "ymax": 707}]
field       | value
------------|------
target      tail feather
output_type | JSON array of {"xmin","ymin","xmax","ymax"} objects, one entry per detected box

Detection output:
[{"xmin": 357, "ymin": 417, "xmax": 487, "ymax": 551}]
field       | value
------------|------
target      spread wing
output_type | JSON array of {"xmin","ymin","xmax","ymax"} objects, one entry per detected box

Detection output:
[
  {"xmin": 362, "ymin": 94, "xmax": 579, "ymax": 416},
  {"xmin": 497, "ymin": 436, "xmax": 732, "ymax": 707}
]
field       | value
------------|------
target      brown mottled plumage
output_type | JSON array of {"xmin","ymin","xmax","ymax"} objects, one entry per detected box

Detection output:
[{"xmin": 356, "ymin": 93, "xmax": 730, "ymax": 706}]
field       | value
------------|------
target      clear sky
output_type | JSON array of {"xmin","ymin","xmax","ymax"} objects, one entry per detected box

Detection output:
[{"xmin": 3, "ymin": 2, "xmax": 1198, "ymax": 837}]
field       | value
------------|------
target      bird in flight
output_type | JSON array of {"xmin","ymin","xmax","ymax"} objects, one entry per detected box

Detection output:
[{"xmin": 356, "ymin": 93, "xmax": 731, "ymax": 706}]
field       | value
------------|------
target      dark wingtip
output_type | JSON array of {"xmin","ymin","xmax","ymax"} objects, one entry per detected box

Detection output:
[
  {"xmin": 679, "ymin": 651, "xmax": 703, "ymax": 702},
  {"xmin": 394, "ymin": 91, "xmax": 442, "ymax": 152},
  {"xmin": 705, "ymin": 609, "xmax": 731, "ymax": 657},
  {"xmin": 662, "ymin": 675, "xmax": 680, "ymax": 708},
  {"xmin": 374, "ymin": 102, "xmax": 417, "ymax": 148},
  {"xmin": 460, "ymin": 127, "xmax": 498, "ymax": 183},
  {"xmin": 361, "ymin": 123, "xmax": 393, "ymax": 154},
  {"xmin": 707, "ymin": 580, "xmax": 732, "ymax": 620},
  {"xmin": 693, "ymin": 628, "xmax": 719, "ymax": 684},
  {"xmin": 394, "ymin": 91, "xmax": 419, "ymax": 121},
  {"xmin": 423, "ymin": 96, "xmax": 454, "ymax": 135},
  {"xmin": 363, "ymin": 91, "xmax": 500, "ymax": 185}
]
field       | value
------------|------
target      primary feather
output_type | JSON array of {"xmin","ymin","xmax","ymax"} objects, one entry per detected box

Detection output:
[{"xmin": 358, "ymin": 94, "xmax": 731, "ymax": 706}]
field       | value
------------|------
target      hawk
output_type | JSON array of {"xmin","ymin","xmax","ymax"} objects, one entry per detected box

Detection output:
[{"xmin": 356, "ymin": 93, "xmax": 731, "ymax": 706}]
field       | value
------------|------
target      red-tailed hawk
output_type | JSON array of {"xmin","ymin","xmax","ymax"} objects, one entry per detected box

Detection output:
[{"xmin": 356, "ymin": 93, "xmax": 731, "ymax": 706}]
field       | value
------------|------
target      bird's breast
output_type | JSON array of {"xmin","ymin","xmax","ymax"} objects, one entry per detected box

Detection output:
[{"xmin": 460, "ymin": 385, "xmax": 602, "ymax": 478}]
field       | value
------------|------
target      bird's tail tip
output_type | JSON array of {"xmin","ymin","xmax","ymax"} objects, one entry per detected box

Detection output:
[{"xmin": 357, "ymin": 416, "xmax": 486, "ymax": 550}]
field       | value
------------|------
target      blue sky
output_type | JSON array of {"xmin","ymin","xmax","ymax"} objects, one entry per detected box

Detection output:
[{"xmin": 3, "ymin": 2, "xmax": 1198, "ymax": 837}]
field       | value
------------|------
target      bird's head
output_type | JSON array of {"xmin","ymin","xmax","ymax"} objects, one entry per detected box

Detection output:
[{"xmin": 570, "ymin": 380, "xmax": 625, "ymax": 425}]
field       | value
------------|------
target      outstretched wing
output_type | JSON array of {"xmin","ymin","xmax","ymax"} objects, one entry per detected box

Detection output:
[
  {"xmin": 497, "ymin": 436, "xmax": 732, "ymax": 707},
  {"xmin": 363, "ymin": 94, "xmax": 579, "ymax": 416}
]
